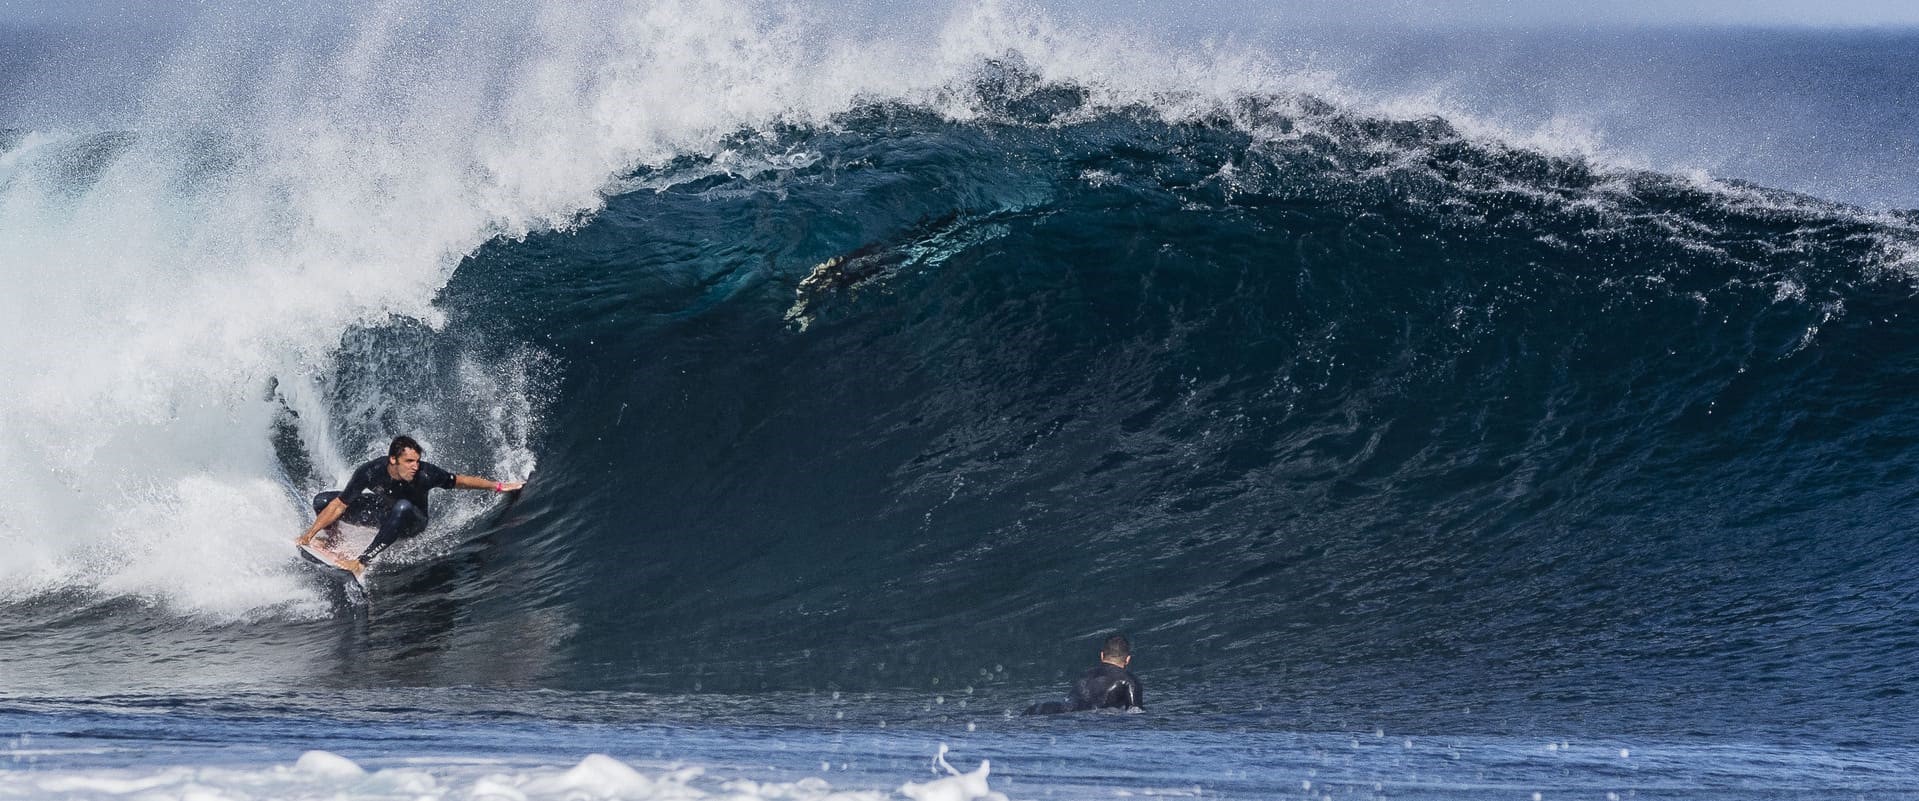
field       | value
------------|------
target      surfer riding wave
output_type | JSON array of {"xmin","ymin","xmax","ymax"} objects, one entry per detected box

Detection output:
[{"xmin": 295, "ymin": 435, "xmax": 525, "ymax": 576}]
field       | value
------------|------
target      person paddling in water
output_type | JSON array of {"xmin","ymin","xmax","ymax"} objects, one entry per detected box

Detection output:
[
  {"xmin": 295, "ymin": 435, "xmax": 524, "ymax": 577},
  {"xmin": 1024, "ymin": 634, "xmax": 1145, "ymax": 714}
]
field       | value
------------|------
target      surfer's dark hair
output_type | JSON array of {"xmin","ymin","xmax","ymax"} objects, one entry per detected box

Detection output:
[
  {"xmin": 1101, "ymin": 634, "xmax": 1131, "ymax": 658},
  {"xmin": 389, "ymin": 435, "xmax": 423, "ymax": 459}
]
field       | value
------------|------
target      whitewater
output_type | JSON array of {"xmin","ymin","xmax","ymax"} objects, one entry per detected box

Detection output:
[{"xmin": 7, "ymin": 0, "xmax": 1919, "ymax": 799}]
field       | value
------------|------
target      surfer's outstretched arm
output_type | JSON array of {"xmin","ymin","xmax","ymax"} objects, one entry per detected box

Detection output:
[
  {"xmin": 295, "ymin": 498, "xmax": 349, "ymax": 546},
  {"xmin": 452, "ymin": 475, "xmax": 525, "ymax": 492}
]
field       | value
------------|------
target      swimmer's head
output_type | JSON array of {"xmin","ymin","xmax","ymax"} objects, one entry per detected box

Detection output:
[{"xmin": 1101, "ymin": 634, "xmax": 1132, "ymax": 667}]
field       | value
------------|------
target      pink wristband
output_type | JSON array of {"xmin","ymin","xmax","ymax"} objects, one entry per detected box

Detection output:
[{"xmin": 494, "ymin": 481, "xmax": 504, "ymax": 493}]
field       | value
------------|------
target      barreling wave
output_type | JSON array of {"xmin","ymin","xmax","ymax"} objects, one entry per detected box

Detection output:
[
  {"xmin": 5, "ymin": 0, "xmax": 1919, "ymax": 740},
  {"xmin": 449, "ymin": 76, "xmax": 1919, "ymax": 734}
]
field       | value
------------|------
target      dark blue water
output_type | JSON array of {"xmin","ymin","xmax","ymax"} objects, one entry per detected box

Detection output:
[
  {"xmin": 336, "ymin": 84, "xmax": 1919, "ymax": 738},
  {"xmin": 5, "ymin": 12, "xmax": 1919, "ymax": 801}
]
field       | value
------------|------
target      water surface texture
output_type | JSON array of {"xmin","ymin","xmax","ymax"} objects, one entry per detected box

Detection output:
[{"xmin": 4, "ymin": 3, "xmax": 1918, "ymax": 799}]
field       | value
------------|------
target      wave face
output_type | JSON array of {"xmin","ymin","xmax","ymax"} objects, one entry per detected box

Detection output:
[
  {"xmin": 455, "ymin": 92, "xmax": 1919, "ymax": 737},
  {"xmin": 6, "ymin": 2, "xmax": 1919, "ymax": 742}
]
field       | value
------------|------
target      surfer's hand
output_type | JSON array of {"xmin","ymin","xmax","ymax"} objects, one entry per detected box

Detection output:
[
  {"xmin": 340, "ymin": 557, "xmax": 363, "ymax": 575},
  {"xmin": 295, "ymin": 532, "xmax": 313, "ymax": 546},
  {"xmin": 496, "ymin": 481, "xmax": 525, "ymax": 492}
]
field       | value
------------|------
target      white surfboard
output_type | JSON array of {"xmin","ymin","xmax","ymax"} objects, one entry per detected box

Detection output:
[{"xmin": 297, "ymin": 522, "xmax": 376, "ymax": 586}]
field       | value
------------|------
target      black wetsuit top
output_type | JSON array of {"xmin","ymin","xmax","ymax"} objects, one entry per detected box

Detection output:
[
  {"xmin": 1025, "ymin": 663, "xmax": 1144, "ymax": 715},
  {"xmin": 339, "ymin": 457, "xmax": 456, "ymax": 519},
  {"xmin": 1070, "ymin": 663, "xmax": 1144, "ymax": 711}
]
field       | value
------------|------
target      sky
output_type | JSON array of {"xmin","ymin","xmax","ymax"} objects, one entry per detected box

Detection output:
[
  {"xmin": 5, "ymin": 0, "xmax": 1919, "ymax": 30},
  {"xmin": 1192, "ymin": 0, "xmax": 1919, "ymax": 28}
]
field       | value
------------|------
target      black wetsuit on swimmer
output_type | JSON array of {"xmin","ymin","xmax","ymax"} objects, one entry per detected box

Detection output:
[
  {"xmin": 1024, "ymin": 663, "xmax": 1144, "ymax": 715},
  {"xmin": 311, "ymin": 457, "xmax": 457, "ymax": 564}
]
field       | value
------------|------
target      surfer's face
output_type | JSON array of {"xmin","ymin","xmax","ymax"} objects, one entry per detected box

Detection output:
[{"xmin": 389, "ymin": 449, "xmax": 421, "ymax": 481}]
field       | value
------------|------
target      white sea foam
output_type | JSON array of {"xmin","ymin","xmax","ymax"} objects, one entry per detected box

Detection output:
[
  {"xmin": 0, "ymin": 750, "xmax": 1002, "ymax": 801},
  {"xmin": 898, "ymin": 745, "xmax": 1008, "ymax": 801}
]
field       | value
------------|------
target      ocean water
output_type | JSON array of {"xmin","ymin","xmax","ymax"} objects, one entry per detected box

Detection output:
[{"xmin": 5, "ymin": 2, "xmax": 1919, "ymax": 799}]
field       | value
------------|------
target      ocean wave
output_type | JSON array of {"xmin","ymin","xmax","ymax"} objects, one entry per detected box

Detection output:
[{"xmin": 6, "ymin": 0, "xmax": 1919, "ymax": 739}]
